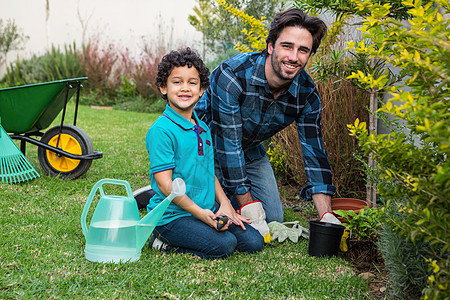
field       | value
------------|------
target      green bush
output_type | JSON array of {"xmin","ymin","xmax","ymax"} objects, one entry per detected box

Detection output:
[
  {"xmin": 0, "ymin": 35, "xmax": 167, "ymax": 114},
  {"xmin": 378, "ymin": 223, "xmax": 430, "ymax": 299},
  {"xmin": 347, "ymin": 0, "xmax": 450, "ymax": 298},
  {"xmin": 0, "ymin": 18, "xmax": 29, "ymax": 67},
  {"xmin": 1, "ymin": 43, "xmax": 82, "ymax": 86},
  {"xmin": 41, "ymin": 44, "xmax": 84, "ymax": 81},
  {"xmin": 269, "ymin": 77, "xmax": 369, "ymax": 198},
  {"xmin": 1, "ymin": 54, "xmax": 44, "ymax": 86}
]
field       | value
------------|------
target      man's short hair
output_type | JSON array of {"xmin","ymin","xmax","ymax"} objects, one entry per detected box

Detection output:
[{"xmin": 262, "ymin": 8, "xmax": 327, "ymax": 56}]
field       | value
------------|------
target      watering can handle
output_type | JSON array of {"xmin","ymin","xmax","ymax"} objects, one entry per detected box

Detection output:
[{"xmin": 80, "ymin": 178, "xmax": 134, "ymax": 238}]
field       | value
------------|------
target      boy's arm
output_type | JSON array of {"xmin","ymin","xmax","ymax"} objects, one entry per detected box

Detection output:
[
  {"xmin": 153, "ymin": 170, "xmax": 217, "ymax": 229},
  {"xmin": 214, "ymin": 176, "xmax": 250, "ymax": 230}
]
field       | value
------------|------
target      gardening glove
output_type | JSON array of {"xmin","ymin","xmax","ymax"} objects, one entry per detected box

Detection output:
[
  {"xmin": 320, "ymin": 212, "xmax": 349, "ymax": 252},
  {"xmin": 339, "ymin": 228, "xmax": 350, "ymax": 252},
  {"xmin": 268, "ymin": 221, "xmax": 309, "ymax": 243},
  {"xmin": 320, "ymin": 212, "xmax": 342, "ymax": 225},
  {"xmin": 238, "ymin": 201, "xmax": 271, "ymax": 243}
]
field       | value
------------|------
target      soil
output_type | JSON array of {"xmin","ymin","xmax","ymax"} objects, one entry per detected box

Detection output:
[{"xmin": 280, "ymin": 183, "xmax": 389, "ymax": 299}]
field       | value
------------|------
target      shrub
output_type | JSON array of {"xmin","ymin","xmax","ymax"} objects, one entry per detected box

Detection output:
[
  {"xmin": 347, "ymin": 0, "xmax": 450, "ymax": 298},
  {"xmin": 1, "ymin": 34, "xmax": 169, "ymax": 114},
  {"xmin": 118, "ymin": 42, "xmax": 166, "ymax": 100},
  {"xmin": 378, "ymin": 207, "xmax": 431, "ymax": 299},
  {"xmin": 80, "ymin": 36, "xmax": 120, "ymax": 98},
  {"xmin": 269, "ymin": 77, "xmax": 369, "ymax": 198},
  {"xmin": 41, "ymin": 44, "xmax": 84, "ymax": 81},
  {"xmin": 1, "ymin": 54, "xmax": 44, "ymax": 86},
  {"xmin": 0, "ymin": 18, "xmax": 29, "ymax": 67},
  {"xmin": 189, "ymin": 0, "xmax": 282, "ymax": 55},
  {"xmin": 1, "ymin": 43, "xmax": 83, "ymax": 86}
]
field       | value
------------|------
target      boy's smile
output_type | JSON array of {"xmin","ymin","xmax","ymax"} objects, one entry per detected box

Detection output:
[{"xmin": 160, "ymin": 66, "xmax": 204, "ymax": 120}]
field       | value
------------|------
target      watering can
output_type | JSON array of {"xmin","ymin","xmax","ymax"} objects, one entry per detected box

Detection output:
[{"xmin": 81, "ymin": 178, "xmax": 186, "ymax": 263}]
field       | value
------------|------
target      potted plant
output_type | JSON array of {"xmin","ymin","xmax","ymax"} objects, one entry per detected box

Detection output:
[
  {"xmin": 334, "ymin": 207, "xmax": 383, "ymax": 272},
  {"xmin": 332, "ymin": 197, "xmax": 370, "ymax": 213}
]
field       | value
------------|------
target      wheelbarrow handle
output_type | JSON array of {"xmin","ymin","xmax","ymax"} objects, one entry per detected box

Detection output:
[{"xmin": 10, "ymin": 135, "xmax": 103, "ymax": 160}]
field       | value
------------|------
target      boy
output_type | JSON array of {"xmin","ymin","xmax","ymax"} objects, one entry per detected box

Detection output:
[{"xmin": 146, "ymin": 47, "xmax": 264, "ymax": 259}]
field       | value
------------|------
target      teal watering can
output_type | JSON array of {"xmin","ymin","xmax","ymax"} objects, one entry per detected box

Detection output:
[{"xmin": 81, "ymin": 178, "xmax": 186, "ymax": 263}]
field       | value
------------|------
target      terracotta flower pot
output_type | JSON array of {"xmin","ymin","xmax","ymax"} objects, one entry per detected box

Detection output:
[{"xmin": 331, "ymin": 198, "xmax": 371, "ymax": 222}]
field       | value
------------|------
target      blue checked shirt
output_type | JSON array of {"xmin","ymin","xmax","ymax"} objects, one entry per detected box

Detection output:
[{"xmin": 195, "ymin": 52, "xmax": 335, "ymax": 200}]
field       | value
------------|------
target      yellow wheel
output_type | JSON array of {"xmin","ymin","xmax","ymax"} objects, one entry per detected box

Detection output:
[
  {"xmin": 46, "ymin": 133, "xmax": 82, "ymax": 172},
  {"xmin": 38, "ymin": 125, "xmax": 93, "ymax": 179}
]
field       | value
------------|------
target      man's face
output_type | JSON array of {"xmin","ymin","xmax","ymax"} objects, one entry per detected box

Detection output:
[{"xmin": 267, "ymin": 26, "xmax": 313, "ymax": 82}]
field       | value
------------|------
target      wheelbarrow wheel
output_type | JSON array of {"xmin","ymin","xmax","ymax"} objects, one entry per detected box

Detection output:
[{"xmin": 38, "ymin": 125, "xmax": 94, "ymax": 179}]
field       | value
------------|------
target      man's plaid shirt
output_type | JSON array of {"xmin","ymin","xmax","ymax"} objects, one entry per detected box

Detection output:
[{"xmin": 195, "ymin": 52, "xmax": 335, "ymax": 200}]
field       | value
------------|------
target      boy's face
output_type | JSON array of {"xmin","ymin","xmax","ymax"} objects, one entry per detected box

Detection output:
[{"xmin": 159, "ymin": 66, "xmax": 204, "ymax": 117}]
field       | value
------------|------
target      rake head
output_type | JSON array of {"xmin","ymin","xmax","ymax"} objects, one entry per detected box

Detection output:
[{"xmin": 0, "ymin": 121, "xmax": 40, "ymax": 184}]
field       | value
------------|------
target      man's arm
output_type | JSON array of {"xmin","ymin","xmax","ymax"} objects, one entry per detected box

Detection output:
[
  {"xmin": 297, "ymin": 88, "xmax": 336, "ymax": 205},
  {"xmin": 234, "ymin": 191, "xmax": 254, "ymax": 207},
  {"xmin": 209, "ymin": 64, "xmax": 251, "ymax": 197},
  {"xmin": 312, "ymin": 193, "xmax": 332, "ymax": 217}
]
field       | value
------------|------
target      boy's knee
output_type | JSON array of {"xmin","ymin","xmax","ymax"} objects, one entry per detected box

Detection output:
[
  {"xmin": 238, "ymin": 228, "xmax": 264, "ymax": 254},
  {"xmin": 249, "ymin": 233, "xmax": 265, "ymax": 253},
  {"xmin": 208, "ymin": 234, "xmax": 237, "ymax": 258}
]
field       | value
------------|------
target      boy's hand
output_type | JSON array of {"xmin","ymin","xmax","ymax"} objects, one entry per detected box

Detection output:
[
  {"xmin": 216, "ymin": 202, "xmax": 250, "ymax": 230},
  {"xmin": 216, "ymin": 216, "xmax": 229, "ymax": 230},
  {"xmin": 195, "ymin": 208, "xmax": 218, "ymax": 229}
]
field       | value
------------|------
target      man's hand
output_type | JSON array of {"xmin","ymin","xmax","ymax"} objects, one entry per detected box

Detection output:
[
  {"xmin": 238, "ymin": 201, "xmax": 271, "ymax": 243},
  {"xmin": 320, "ymin": 212, "xmax": 342, "ymax": 225}
]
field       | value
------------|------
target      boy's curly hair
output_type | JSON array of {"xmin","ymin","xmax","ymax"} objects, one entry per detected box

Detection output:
[{"xmin": 156, "ymin": 47, "xmax": 210, "ymax": 100}]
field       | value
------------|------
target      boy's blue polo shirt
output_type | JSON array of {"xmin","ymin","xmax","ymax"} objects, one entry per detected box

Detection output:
[{"xmin": 146, "ymin": 104, "xmax": 215, "ymax": 226}]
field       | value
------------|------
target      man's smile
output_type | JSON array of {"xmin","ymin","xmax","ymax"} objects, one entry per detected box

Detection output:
[{"xmin": 282, "ymin": 61, "xmax": 301, "ymax": 70}]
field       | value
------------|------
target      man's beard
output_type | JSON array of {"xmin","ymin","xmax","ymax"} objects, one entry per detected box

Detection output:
[{"xmin": 270, "ymin": 50, "xmax": 305, "ymax": 81}]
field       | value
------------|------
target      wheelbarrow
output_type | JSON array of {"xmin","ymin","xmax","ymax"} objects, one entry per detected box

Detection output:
[{"xmin": 0, "ymin": 77, "xmax": 102, "ymax": 179}]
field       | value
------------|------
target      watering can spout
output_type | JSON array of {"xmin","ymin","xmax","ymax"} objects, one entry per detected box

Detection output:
[{"xmin": 136, "ymin": 178, "xmax": 186, "ymax": 251}]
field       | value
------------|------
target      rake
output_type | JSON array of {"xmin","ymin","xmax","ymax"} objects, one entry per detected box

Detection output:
[{"xmin": 0, "ymin": 117, "xmax": 40, "ymax": 183}]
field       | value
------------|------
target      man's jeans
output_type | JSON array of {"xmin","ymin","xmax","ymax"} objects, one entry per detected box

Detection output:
[
  {"xmin": 153, "ymin": 216, "xmax": 264, "ymax": 259},
  {"xmin": 215, "ymin": 155, "xmax": 284, "ymax": 223}
]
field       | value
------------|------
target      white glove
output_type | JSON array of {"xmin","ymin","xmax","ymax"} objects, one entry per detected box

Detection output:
[
  {"xmin": 239, "ymin": 201, "xmax": 271, "ymax": 243},
  {"xmin": 268, "ymin": 221, "xmax": 309, "ymax": 243},
  {"xmin": 320, "ymin": 212, "xmax": 349, "ymax": 252},
  {"xmin": 320, "ymin": 212, "xmax": 342, "ymax": 225}
]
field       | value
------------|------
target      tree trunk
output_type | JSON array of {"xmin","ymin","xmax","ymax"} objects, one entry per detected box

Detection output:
[{"xmin": 367, "ymin": 90, "xmax": 377, "ymax": 207}]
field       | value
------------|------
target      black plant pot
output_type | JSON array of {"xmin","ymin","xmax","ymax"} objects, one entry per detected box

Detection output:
[{"xmin": 308, "ymin": 220, "xmax": 345, "ymax": 257}]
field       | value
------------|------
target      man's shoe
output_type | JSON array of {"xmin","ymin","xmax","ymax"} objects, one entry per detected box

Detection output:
[{"xmin": 133, "ymin": 185, "xmax": 155, "ymax": 210}]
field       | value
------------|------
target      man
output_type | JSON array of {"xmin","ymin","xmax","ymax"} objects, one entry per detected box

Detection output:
[{"xmin": 195, "ymin": 8, "xmax": 341, "ymax": 239}]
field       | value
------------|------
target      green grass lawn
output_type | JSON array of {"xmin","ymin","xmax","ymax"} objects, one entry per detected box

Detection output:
[{"xmin": 1, "ymin": 104, "xmax": 371, "ymax": 299}]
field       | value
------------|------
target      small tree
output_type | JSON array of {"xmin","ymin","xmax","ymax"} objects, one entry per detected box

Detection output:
[
  {"xmin": 347, "ymin": 0, "xmax": 449, "ymax": 298},
  {"xmin": 188, "ymin": 0, "xmax": 283, "ymax": 56},
  {"xmin": 293, "ymin": 0, "xmax": 433, "ymax": 206},
  {"xmin": 0, "ymin": 19, "xmax": 29, "ymax": 68}
]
